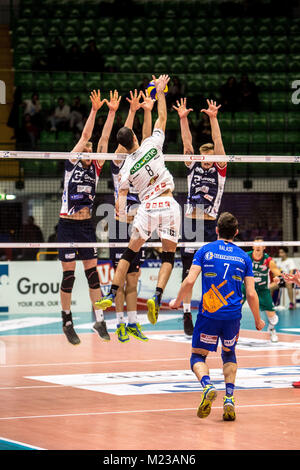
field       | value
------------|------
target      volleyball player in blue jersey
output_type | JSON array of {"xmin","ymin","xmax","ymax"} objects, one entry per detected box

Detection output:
[
  {"xmin": 170, "ymin": 212, "xmax": 265, "ymax": 421},
  {"xmin": 58, "ymin": 89, "xmax": 121, "ymax": 345}
]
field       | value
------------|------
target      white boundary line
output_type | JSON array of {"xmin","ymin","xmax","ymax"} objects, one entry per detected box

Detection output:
[
  {"xmin": 0, "ymin": 436, "xmax": 45, "ymax": 449},
  {"xmin": 0, "ymin": 402, "xmax": 300, "ymax": 421}
]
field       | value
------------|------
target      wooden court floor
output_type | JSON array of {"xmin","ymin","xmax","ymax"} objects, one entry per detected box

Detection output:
[{"xmin": 0, "ymin": 325, "xmax": 300, "ymax": 451}]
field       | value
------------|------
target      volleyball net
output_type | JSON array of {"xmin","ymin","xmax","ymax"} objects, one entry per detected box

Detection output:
[{"xmin": 0, "ymin": 150, "xmax": 299, "ymax": 315}]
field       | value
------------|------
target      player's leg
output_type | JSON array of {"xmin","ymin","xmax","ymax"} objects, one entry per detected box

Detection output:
[
  {"xmin": 126, "ymin": 268, "xmax": 148, "ymax": 341},
  {"xmin": 82, "ymin": 258, "xmax": 110, "ymax": 341},
  {"xmin": 286, "ymin": 282, "xmax": 295, "ymax": 309},
  {"xmin": 259, "ymin": 289, "xmax": 279, "ymax": 342},
  {"xmin": 191, "ymin": 316, "xmax": 219, "ymax": 418},
  {"xmin": 147, "ymin": 237, "xmax": 177, "ymax": 325},
  {"xmin": 181, "ymin": 251, "xmax": 195, "ymax": 336},
  {"xmin": 60, "ymin": 260, "xmax": 80, "ymax": 345},
  {"xmin": 220, "ymin": 318, "xmax": 240, "ymax": 421},
  {"xmin": 96, "ymin": 205, "xmax": 149, "ymax": 310},
  {"xmin": 147, "ymin": 198, "xmax": 181, "ymax": 324}
]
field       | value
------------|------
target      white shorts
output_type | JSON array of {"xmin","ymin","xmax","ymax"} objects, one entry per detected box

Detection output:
[{"xmin": 132, "ymin": 197, "xmax": 181, "ymax": 243}]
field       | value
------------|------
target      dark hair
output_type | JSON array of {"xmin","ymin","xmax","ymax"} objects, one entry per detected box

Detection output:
[
  {"xmin": 254, "ymin": 236, "xmax": 264, "ymax": 241},
  {"xmin": 217, "ymin": 212, "xmax": 238, "ymax": 240},
  {"xmin": 117, "ymin": 126, "xmax": 134, "ymax": 151},
  {"xmin": 279, "ymin": 246, "xmax": 288, "ymax": 254}
]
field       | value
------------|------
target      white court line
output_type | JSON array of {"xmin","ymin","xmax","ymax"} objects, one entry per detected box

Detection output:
[
  {"xmin": 0, "ymin": 402, "xmax": 300, "ymax": 421},
  {"xmin": 0, "ymin": 352, "xmax": 297, "ymax": 369},
  {"xmin": 0, "ymin": 436, "xmax": 45, "ymax": 449}
]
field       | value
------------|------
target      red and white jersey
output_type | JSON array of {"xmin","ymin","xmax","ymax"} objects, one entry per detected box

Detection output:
[
  {"xmin": 119, "ymin": 129, "xmax": 174, "ymax": 203},
  {"xmin": 186, "ymin": 162, "xmax": 227, "ymax": 219}
]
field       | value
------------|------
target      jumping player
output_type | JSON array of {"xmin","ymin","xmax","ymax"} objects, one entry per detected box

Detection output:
[
  {"xmin": 169, "ymin": 212, "xmax": 265, "ymax": 421},
  {"xmin": 58, "ymin": 89, "xmax": 121, "ymax": 345},
  {"xmin": 110, "ymin": 89, "xmax": 154, "ymax": 342},
  {"xmin": 242, "ymin": 237, "xmax": 283, "ymax": 343},
  {"xmin": 96, "ymin": 74, "xmax": 181, "ymax": 325},
  {"xmin": 173, "ymin": 98, "xmax": 227, "ymax": 337}
]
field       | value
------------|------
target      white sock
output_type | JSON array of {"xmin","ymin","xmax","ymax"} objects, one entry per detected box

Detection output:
[
  {"xmin": 94, "ymin": 309, "xmax": 104, "ymax": 322},
  {"xmin": 127, "ymin": 311, "xmax": 138, "ymax": 324},
  {"xmin": 183, "ymin": 303, "xmax": 191, "ymax": 313},
  {"xmin": 116, "ymin": 312, "xmax": 125, "ymax": 326}
]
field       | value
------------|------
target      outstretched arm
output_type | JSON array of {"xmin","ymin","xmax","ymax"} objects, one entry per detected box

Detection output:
[
  {"xmin": 71, "ymin": 90, "xmax": 106, "ymax": 162},
  {"xmin": 96, "ymin": 90, "xmax": 121, "ymax": 168},
  {"xmin": 201, "ymin": 99, "xmax": 226, "ymax": 166},
  {"xmin": 140, "ymin": 91, "xmax": 155, "ymax": 142},
  {"xmin": 153, "ymin": 74, "xmax": 170, "ymax": 133},
  {"xmin": 169, "ymin": 264, "xmax": 201, "ymax": 309},
  {"xmin": 173, "ymin": 97, "xmax": 194, "ymax": 166},
  {"xmin": 283, "ymin": 269, "xmax": 300, "ymax": 287},
  {"xmin": 114, "ymin": 89, "xmax": 142, "ymax": 163}
]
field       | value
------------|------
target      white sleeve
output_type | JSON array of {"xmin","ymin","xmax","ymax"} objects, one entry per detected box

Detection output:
[{"xmin": 119, "ymin": 165, "xmax": 130, "ymax": 190}]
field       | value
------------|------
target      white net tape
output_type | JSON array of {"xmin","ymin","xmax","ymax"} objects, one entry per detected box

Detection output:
[
  {"xmin": 0, "ymin": 242, "xmax": 299, "ymax": 248},
  {"xmin": 1, "ymin": 151, "xmax": 300, "ymax": 163}
]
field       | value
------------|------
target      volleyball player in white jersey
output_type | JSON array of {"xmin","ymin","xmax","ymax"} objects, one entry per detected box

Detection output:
[
  {"xmin": 109, "ymin": 89, "xmax": 154, "ymax": 342},
  {"xmin": 173, "ymin": 98, "xmax": 227, "ymax": 336},
  {"xmin": 96, "ymin": 75, "xmax": 181, "ymax": 325},
  {"xmin": 58, "ymin": 89, "xmax": 121, "ymax": 345}
]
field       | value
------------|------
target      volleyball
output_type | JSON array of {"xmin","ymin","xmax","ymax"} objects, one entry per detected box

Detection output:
[{"xmin": 146, "ymin": 80, "xmax": 168, "ymax": 100}]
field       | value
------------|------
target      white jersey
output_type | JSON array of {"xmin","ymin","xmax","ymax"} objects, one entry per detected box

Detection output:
[{"xmin": 119, "ymin": 128, "xmax": 174, "ymax": 202}]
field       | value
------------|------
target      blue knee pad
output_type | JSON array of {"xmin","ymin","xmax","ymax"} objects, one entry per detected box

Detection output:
[
  {"xmin": 190, "ymin": 353, "xmax": 206, "ymax": 371},
  {"xmin": 221, "ymin": 348, "xmax": 237, "ymax": 364}
]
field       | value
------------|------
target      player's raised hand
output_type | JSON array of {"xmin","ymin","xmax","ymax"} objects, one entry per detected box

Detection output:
[
  {"xmin": 152, "ymin": 74, "xmax": 170, "ymax": 94},
  {"xmin": 173, "ymin": 97, "xmax": 193, "ymax": 119},
  {"xmin": 140, "ymin": 91, "xmax": 155, "ymax": 111},
  {"xmin": 126, "ymin": 89, "xmax": 142, "ymax": 112},
  {"xmin": 106, "ymin": 89, "xmax": 121, "ymax": 112},
  {"xmin": 90, "ymin": 89, "xmax": 106, "ymax": 111},
  {"xmin": 201, "ymin": 99, "xmax": 221, "ymax": 119}
]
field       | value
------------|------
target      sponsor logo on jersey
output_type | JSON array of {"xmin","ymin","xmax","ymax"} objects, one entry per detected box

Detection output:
[
  {"xmin": 204, "ymin": 272, "xmax": 217, "ymax": 277},
  {"xmin": 130, "ymin": 148, "xmax": 158, "ymax": 175},
  {"xmin": 232, "ymin": 275, "xmax": 242, "ymax": 281},
  {"xmin": 205, "ymin": 252, "xmax": 214, "ymax": 260},
  {"xmin": 147, "ymin": 174, "xmax": 159, "ymax": 186}
]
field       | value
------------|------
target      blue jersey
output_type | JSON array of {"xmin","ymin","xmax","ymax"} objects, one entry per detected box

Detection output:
[
  {"xmin": 193, "ymin": 240, "xmax": 253, "ymax": 320},
  {"xmin": 111, "ymin": 160, "xmax": 140, "ymax": 216}
]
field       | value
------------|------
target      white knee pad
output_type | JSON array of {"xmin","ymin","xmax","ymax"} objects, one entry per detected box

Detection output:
[{"xmin": 269, "ymin": 314, "xmax": 279, "ymax": 326}]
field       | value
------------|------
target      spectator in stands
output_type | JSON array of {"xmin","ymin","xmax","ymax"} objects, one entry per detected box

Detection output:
[
  {"xmin": 47, "ymin": 37, "xmax": 66, "ymax": 71},
  {"xmin": 219, "ymin": 76, "xmax": 239, "ymax": 114},
  {"xmin": 19, "ymin": 216, "xmax": 44, "ymax": 260},
  {"xmin": 49, "ymin": 97, "xmax": 71, "ymax": 132},
  {"xmin": 271, "ymin": 247, "xmax": 296, "ymax": 309},
  {"xmin": 237, "ymin": 74, "xmax": 260, "ymax": 113},
  {"xmin": 7, "ymin": 86, "xmax": 22, "ymax": 141},
  {"xmin": 66, "ymin": 43, "xmax": 82, "ymax": 71},
  {"xmin": 70, "ymin": 96, "xmax": 87, "ymax": 137},
  {"xmin": 20, "ymin": 113, "xmax": 40, "ymax": 149},
  {"xmin": 23, "ymin": 92, "xmax": 43, "ymax": 131},
  {"xmin": 83, "ymin": 39, "xmax": 104, "ymax": 72}
]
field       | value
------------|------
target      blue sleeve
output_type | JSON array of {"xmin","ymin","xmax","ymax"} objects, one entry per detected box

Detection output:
[
  {"xmin": 244, "ymin": 255, "xmax": 254, "ymax": 277},
  {"xmin": 192, "ymin": 247, "xmax": 203, "ymax": 267}
]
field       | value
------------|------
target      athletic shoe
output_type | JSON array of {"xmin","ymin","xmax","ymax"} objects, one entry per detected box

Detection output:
[
  {"xmin": 147, "ymin": 295, "xmax": 160, "ymax": 325},
  {"xmin": 63, "ymin": 324, "xmax": 81, "ymax": 345},
  {"xmin": 95, "ymin": 293, "xmax": 114, "ymax": 310},
  {"xmin": 116, "ymin": 322, "xmax": 130, "ymax": 343},
  {"xmin": 268, "ymin": 325, "xmax": 278, "ymax": 343},
  {"xmin": 223, "ymin": 395, "xmax": 236, "ymax": 421},
  {"xmin": 93, "ymin": 321, "xmax": 110, "ymax": 341},
  {"xmin": 127, "ymin": 323, "xmax": 149, "ymax": 341},
  {"xmin": 292, "ymin": 381, "xmax": 300, "ymax": 388},
  {"xmin": 197, "ymin": 384, "xmax": 217, "ymax": 419},
  {"xmin": 289, "ymin": 302, "xmax": 295, "ymax": 310},
  {"xmin": 183, "ymin": 312, "xmax": 194, "ymax": 336}
]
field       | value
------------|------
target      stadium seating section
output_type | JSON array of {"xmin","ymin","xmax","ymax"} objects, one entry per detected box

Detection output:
[{"xmin": 10, "ymin": 0, "xmax": 300, "ymax": 178}]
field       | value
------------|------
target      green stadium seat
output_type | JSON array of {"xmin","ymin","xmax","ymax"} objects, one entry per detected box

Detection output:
[
  {"xmin": 219, "ymin": 113, "xmax": 233, "ymax": 131},
  {"xmin": 252, "ymin": 130, "xmax": 268, "ymax": 144},
  {"xmin": 286, "ymin": 112, "xmax": 300, "ymax": 130},
  {"xmin": 235, "ymin": 114, "xmax": 251, "ymax": 131},
  {"xmin": 234, "ymin": 132, "xmax": 250, "ymax": 144},
  {"xmin": 252, "ymin": 114, "xmax": 268, "ymax": 130},
  {"xmin": 39, "ymin": 131, "xmax": 56, "ymax": 144},
  {"xmin": 269, "ymin": 131, "xmax": 285, "ymax": 143},
  {"xmin": 285, "ymin": 131, "xmax": 299, "ymax": 144}
]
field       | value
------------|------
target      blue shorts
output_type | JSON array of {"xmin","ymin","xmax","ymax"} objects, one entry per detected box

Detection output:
[
  {"xmin": 192, "ymin": 315, "xmax": 240, "ymax": 352},
  {"xmin": 57, "ymin": 218, "xmax": 97, "ymax": 262}
]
